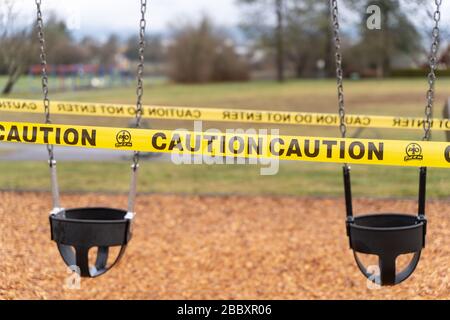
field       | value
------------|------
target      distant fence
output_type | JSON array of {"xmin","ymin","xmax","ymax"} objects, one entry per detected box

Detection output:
[{"xmin": 26, "ymin": 64, "xmax": 133, "ymax": 93}]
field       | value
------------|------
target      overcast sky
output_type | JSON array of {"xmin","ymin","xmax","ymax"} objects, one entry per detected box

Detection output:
[
  {"xmin": 15, "ymin": 0, "xmax": 241, "ymax": 40},
  {"xmin": 11, "ymin": 0, "xmax": 450, "ymax": 42}
]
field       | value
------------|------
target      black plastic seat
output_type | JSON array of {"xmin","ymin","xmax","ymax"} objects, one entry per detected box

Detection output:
[
  {"xmin": 343, "ymin": 166, "xmax": 427, "ymax": 286},
  {"xmin": 347, "ymin": 213, "xmax": 425, "ymax": 285},
  {"xmin": 49, "ymin": 208, "xmax": 133, "ymax": 277}
]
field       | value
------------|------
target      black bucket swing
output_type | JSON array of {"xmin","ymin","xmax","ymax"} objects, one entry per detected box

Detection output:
[
  {"xmin": 34, "ymin": 0, "xmax": 148, "ymax": 277},
  {"xmin": 342, "ymin": 166, "xmax": 428, "ymax": 285},
  {"xmin": 330, "ymin": 0, "xmax": 441, "ymax": 286}
]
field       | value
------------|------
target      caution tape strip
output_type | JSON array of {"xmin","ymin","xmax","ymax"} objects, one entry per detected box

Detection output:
[
  {"xmin": 1, "ymin": 98, "xmax": 450, "ymax": 131},
  {"xmin": 1, "ymin": 121, "xmax": 449, "ymax": 168}
]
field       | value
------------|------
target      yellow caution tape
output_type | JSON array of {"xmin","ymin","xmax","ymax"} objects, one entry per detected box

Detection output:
[
  {"xmin": 1, "ymin": 98, "xmax": 450, "ymax": 131},
  {"xmin": 1, "ymin": 121, "xmax": 449, "ymax": 168}
]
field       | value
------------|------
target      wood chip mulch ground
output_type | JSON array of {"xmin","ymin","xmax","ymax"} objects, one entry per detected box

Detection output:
[{"xmin": 0, "ymin": 191, "xmax": 449, "ymax": 300}]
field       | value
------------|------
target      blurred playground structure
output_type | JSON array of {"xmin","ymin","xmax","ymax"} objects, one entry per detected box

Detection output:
[{"xmin": 26, "ymin": 62, "xmax": 133, "ymax": 93}]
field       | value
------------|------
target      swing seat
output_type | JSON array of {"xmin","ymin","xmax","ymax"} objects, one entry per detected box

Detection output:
[
  {"xmin": 347, "ymin": 213, "xmax": 426, "ymax": 286},
  {"xmin": 49, "ymin": 208, "xmax": 133, "ymax": 278}
]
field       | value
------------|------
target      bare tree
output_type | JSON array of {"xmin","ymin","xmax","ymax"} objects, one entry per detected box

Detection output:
[
  {"xmin": 125, "ymin": 34, "xmax": 166, "ymax": 63},
  {"xmin": 344, "ymin": 0, "xmax": 424, "ymax": 77},
  {"xmin": 275, "ymin": 0, "xmax": 285, "ymax": 82},
  {"xmin": 284, "ymin": 0, "xmax": 333, "ymax": 77},
  {"xmin": 168, "ymin": 17, "xmax": 249, "ymax": 83},
  {"xmin": 238, "ymin": 0, "xmax": 286, "ymax": 82},
  {"xmin": 98, "ymin": 34, "xmax": 119, "ymax": 66},
  {"xmin": 0, "ymin": 0, "xmax": 36, "ymax": 95},
  {"xmin": 238, "ymin": 0, "xmax": 336, "ymax": 79}
]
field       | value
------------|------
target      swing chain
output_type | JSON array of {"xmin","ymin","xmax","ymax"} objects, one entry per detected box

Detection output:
[
  {"xmin": 330, "ymin": 0, "xmax": 346, "ymax": 139},
  {"xmin": 132, "ymin": 0, "xmax": 147, "ymax": 170},
  {"xmin": 127, "ymin": 0, "xmax": 147, "ymax": 215},
  {"xmin": 424, "ymin": 0, "xmax": 442, "ymax": 141},
  {"xmin": 35, "ymin": 0, "xmax": 54, "ymax": 161}
]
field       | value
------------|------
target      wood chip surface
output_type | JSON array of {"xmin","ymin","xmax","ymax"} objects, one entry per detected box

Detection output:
[{"xmin": 0, "ymin": 192, "xmax": 449, "ymax": 299}]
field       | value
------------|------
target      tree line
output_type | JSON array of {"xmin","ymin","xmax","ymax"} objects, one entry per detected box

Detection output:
[
  {"xmin": 0, "ymin": 0, "xmax": 445, "ymax": 94},
  {"xmin": 239, "ymin": 0, "xmax": 434, "ymax": 81}
]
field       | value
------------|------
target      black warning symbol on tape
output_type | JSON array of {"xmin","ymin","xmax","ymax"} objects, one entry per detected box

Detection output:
[
  {"xmin": 115, "ymin": 130, "xmax": 132, "ymax": 147},
  {"xmin": 404, "ymin": 143, "xmax": 423, "ymax": 161}
]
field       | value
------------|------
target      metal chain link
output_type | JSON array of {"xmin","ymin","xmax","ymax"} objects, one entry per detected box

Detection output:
[
  {"xmin": 35, "ymin": 0, "xmax": 54, "ymax": 161},
  {"xmin": 330, "ymin": 0, "xmax": 346, "ymax": 139},
  {"xmin": 34, "ymin": 0, "xmax": 146, "ymax": 212},
  {"xmin": 36, "ymin": 0, "xmax": 61, "ymax": 209},
  {"xmin": 132, "ymin": 0, "xmax": 147, "ymax": 170},
  {"xmin": 423, "ymin": 0, "xmax": 442, "ymax": 141}
]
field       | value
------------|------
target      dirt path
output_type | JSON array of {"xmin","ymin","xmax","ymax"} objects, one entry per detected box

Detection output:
[{"xmin": 1, "ymin": 192, "xmax": 449, "ymax": 299}]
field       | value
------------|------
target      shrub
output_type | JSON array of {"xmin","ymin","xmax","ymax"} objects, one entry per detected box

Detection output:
[{"xmin": 168, "ymin": 17, "xmax": 249, "ymax": 83}]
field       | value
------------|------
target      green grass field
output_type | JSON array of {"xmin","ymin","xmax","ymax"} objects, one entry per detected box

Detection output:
[
  {"xmin": 0, "ymin": 161, "xmax": 449, "ymax": 199},
  {"xmin": 1, "ymin": 77, "xmax": 450, "ymax": 198}
]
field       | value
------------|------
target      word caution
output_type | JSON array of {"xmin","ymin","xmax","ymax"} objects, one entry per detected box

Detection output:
[{"xmin": 1, "ymin": 121, "xmax": 449, "ymax": 168}]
